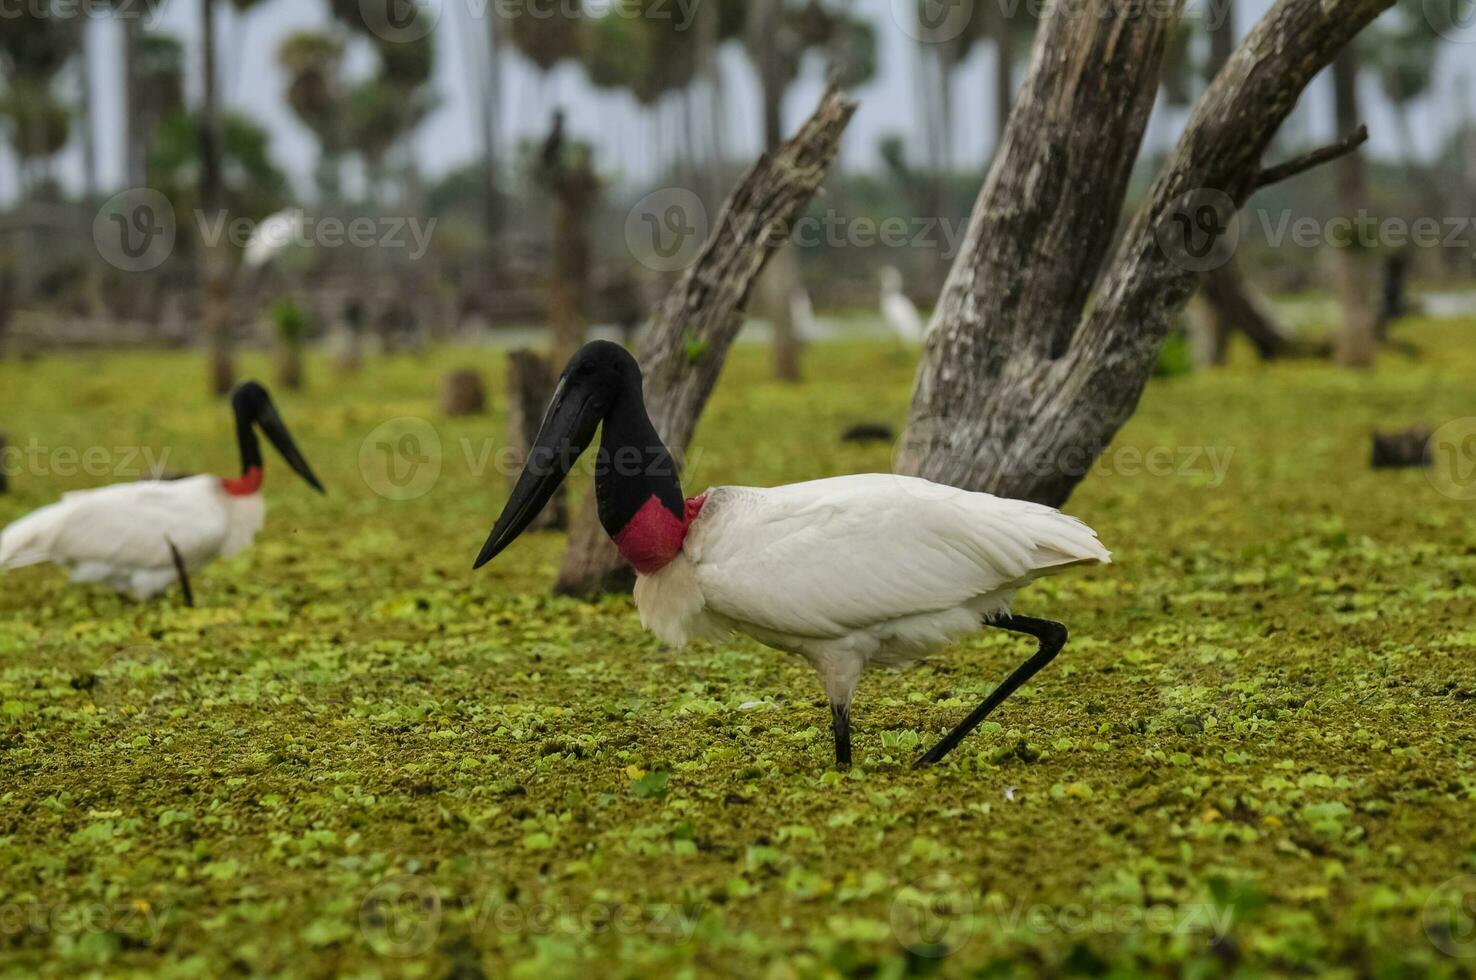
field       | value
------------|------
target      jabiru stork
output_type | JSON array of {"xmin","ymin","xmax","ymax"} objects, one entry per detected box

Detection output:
[
  {"xmin": 474, "ymin": 342, "xmax": 1110, "ymax": 768},
  {"xmin": 0, "ymin": 382, "xmax": 324, "ymax": 603}
]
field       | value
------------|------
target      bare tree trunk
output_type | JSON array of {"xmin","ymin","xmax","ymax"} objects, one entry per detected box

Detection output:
[
  {"xmin": 199, "ymin": 0, "xmax": 234, "ymax": 396},
  {"xmin": 482, "ymin": 13, "xmax": 504, "ymax": 245},
  {"xmin": 991, "ymin": 8, "xmax": 1013, "ymax": 152},
  {"xmin": 79, "ymin": 24, "xmax": 97, "ymax": 198},
  {"xmin": 1194, "ymin": 0, "xmax": 1291, "ymax": 365},
  {"xmin": 555, "ymin": 88, "xmax": 857, "ymax": 596},
  {"xmin": 1195, "ymin": 263, "xmax": 1295, "ymax": 362},
  {"xmin": 124, "ymin": 16, "xmax": 147, "ymax": 188},
  {"xmin": 1331, "ymin": 47, "xmax": 1377, "ymax": 368},
  {"xmin": 506, "ymin": 351, "xmax": 567, "ymax": 532},
  {"xmin": 542, "ymin": 116, "xmax": 597, "ymax": 368},
  {"xmin": 752, "ymin": 0, "xmax": 802, "ymax": 383},
  {"xmin": 0, "ymin": 259, "xmax": 13, "ymax": 362},
  {"xmin": 901, "ymin": 0, "xmax": 1392, "ymax": 506}
]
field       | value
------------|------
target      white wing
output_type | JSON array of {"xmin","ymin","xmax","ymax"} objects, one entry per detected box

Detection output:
[
  {"xmin": 687, "ymin": 474, "xmax": 1109, "ymax": 641},
  {"xmin": 1, "ymin": 476, "xmax": 230, "ymax": 572}
]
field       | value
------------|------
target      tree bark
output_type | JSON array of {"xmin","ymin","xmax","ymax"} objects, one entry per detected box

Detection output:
[
  {"xmin": 902, "ymin": 0, "xmax": 1394, "ymax": 506},
  {"xmin": 990, "ymin": 3, "xmax": 1013, "ymax": 152},
  {"xmin": 554, "ymin": 87, "xmax": 857, "ymax": 596},
  {"xmin": 506, "ymin": 351, "xmax": 567, "ymax": 532},
  {"xmin": 1331, "ymin": 47, "xmax": 1377, "ymax": 368},
  {"xmin": 199, "ymin": 0, "xmax": 234, "ymax": 396}
]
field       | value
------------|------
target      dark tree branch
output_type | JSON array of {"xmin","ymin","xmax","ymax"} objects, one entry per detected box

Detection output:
[
  {"xmin": 555, "ymin": 86, "xmax": 857, "ymax": 596},
  {"xmin": 1254, "ymin": 125, "xmax": 1369, "ymax": 190}
]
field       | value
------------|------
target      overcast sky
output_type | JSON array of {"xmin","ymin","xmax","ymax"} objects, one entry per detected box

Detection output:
[{"xmin": 9, "ymin": 0, "xmax": 1473, "ymax": 204}]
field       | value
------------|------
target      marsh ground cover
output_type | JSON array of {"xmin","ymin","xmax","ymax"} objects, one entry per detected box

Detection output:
[{"xmin": 1, "ymin": 322, "xmax": 1474, "ymax": 978}]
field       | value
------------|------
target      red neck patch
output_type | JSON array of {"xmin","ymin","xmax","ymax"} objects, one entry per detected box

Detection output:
[
  {"xmin": 612, "ymin": 493, "xmax": 707, "ymax": 575},
  {"xmin": 222, "ymin": 466, "xmax": 263, "ymax": 497}
]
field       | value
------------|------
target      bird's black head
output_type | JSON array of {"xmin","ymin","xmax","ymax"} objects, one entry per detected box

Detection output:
[
  {"xmin": 474, "ymin": 340, "xmax": 669, "ymax": 570},
  {"xmin": 230, "ymin": 380, "xmax": 326, "ymax": 494}
]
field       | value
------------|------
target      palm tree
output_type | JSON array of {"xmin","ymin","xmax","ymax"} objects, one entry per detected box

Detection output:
[
  {"xmin": 200, "ymin": 0, "xmax": 236, "ymax": 395},
  {"xmin": 0, "ymin": 7, "xmax": 81, "ymax": 196},
  {"xmin": 277, "ymin": 32, "xmax": 348, "ymax": 202}
]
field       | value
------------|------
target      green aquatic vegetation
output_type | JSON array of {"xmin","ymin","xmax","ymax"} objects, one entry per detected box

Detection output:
[{"xmin": 0, "ymin": 323, "xmax": 1474, "ymax": 977}]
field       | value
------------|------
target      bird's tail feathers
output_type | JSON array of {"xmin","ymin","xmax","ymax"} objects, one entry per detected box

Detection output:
[
  {"xmin": 0, "ymin": 504, "xmax": 65, "ymax": 571},
  {"xmin": 1009, "ymin": 502, "xmax": 1112, "ymax": 572}
]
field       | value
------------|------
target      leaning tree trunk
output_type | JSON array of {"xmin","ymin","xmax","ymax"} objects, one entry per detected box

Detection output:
[
  {"xmin": 1331, "ymin": 47, "xmax": 1378, "ymax": 368},
  {"xmin": 1194, "ymin": 263, "xmax": 1300, "ymax": 364},
  {"xmin": 506, "ymin": 350, "xmax": 567, "ymax": 532},
  {"xmin": 900, "ymin": 0, "xmax": 1392, "ymax": 506},
  {"xmin": 199, "ymin": 0, "xmax": 234, "ymax": 396},
  {"xmin": 554, "ymin": 89, "xmax": 857, "ymax": 596}
]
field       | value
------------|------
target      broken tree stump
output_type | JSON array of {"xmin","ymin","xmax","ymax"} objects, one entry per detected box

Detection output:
[
  {"xmin": 1371, "ymin": 426, "xmax": 1431, "ymax": 469},
  {"xmin": 506, "ymin": 350, "xmax": 566, "ymax": 532},
  {"xmin": 440, "ymin": 369, "xmax": 487, "ymax": 418}
]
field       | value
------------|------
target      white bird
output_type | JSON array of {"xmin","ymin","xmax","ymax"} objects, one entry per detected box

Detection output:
[
  {"xmin": 790, "ymin": 285, "xmax": 819, "ymax": 343},
  {"xmin": 243, "ymin": 208, "xmax": 306, "ymax": 270},
  {"xmin": 475, "ymin": 342, "xmax": 1110, "ymax": 768},
  {"xmin": 0, "ymin": 382, "xmax": 324, "ymax": 603},
  {"xmin": 880, "ymin": 266, "xmax": 925, "ymax": 344}
]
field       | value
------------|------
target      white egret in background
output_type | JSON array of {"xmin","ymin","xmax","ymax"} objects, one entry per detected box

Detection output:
[
  {"xmin": 474, "ymin": 342, "xmax": 1110, "ymax": 768},
  {"xmin": 790, "ymin": 286, "xmax": 819, "ymax": 343},
  {"xmin": 243, "ymin": 208, "xmax": 306, "ymax": 270},
  {"xmin": 0, "ymin": 383, "xmax": 324, "ymax": 603},
  {"xmin": 879, "ymin": 266, "xmax": 925, "ymax": 344}
]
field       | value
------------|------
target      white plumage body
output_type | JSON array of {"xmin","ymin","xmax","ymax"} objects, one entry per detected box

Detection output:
[
  {"xmin": 0, "ymin": 476, "xmax": 265, "ymax": 600},
  {"xmin": 879, "ymin": 268, "xmax": 925, "ymax": 344},
  {"xmin": 633, "ymin": 474, "xmax": 1110, "ymax": 707}
]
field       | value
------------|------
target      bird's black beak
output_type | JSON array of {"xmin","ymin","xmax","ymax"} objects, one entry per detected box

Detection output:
[
  {"xmin": 474, "ymin": 377, "xmax": 601, "ymax": 569},
  {"xmin": 256, "ymin": 401, "xmax": 325, "ymax": 495}
]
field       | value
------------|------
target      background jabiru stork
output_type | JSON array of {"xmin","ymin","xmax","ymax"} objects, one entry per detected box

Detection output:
[
  {"xmin": 475, "ymin": 341, "xmax": 1111, "ymax": 768},
  {"xmin": 0, "ymin": 382, "xmax": 324, "ymax": 604}
]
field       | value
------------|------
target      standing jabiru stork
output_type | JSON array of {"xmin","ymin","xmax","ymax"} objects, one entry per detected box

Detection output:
[
  {"xmin": 474, "ymin": 342, "xmax": 1111, "ymax": 769},
  {"xmin": 0, "ymin": 382, "xmax": 324, "ymax": 604}
]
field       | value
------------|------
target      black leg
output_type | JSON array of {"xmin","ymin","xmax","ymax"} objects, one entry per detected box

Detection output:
[
  {"xmin": 831, "ymin": 703, "xmax": 852, "ymax": 768},
  {"xmin": 166, "ymin": 539, "xmax": 194, "ymax": 608},
  {"xmin": 912, "ymin": 615, "xmax": 1067, "ymax": 769}
]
